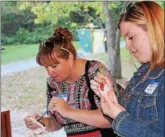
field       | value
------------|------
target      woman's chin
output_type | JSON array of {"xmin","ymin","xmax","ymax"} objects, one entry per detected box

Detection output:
[
  {"xmin": 56, "ymin": 79, "xmax": 63, "ymax": 82},
  {"xmin": 52, "ymin": 77, "xmax": 63, "ymax": 82},
  {"xmin": 138, "ymin": 59, "xmax": 148, "ymax": 64}
]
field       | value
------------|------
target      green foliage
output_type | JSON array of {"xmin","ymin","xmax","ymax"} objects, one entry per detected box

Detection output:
[
  {"xmin": 26, "ymin": 1, "xmax": 123, "ymax": 30},
  {"xmin": 1, "ymin": 2, "xmax": 35, "ymax": 37},
  {"xmin": 2, "ymin": 1, "xmax": 125, "ymax": 45},
  {"xmin": 15, "ymin": 28, "xmax": 30, "ymax": 43},
  {"xmin": 109, "ymin": 2, "xmax": 123, "ymax": 25},
  {"xmin": 25, "ymin": 2, "xmax": 105, "ymax": 28},
  {"xmin": 5, "ymin": 26, "xmax": 53, "ymax": 45},
  {"xmin": 1, "ymin": 2, "xmax": 36, "ymax": 44}
]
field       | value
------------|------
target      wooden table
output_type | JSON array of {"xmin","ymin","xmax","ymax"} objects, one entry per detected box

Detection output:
[{"xmin": 1, "ymin": 110, "xmax": 12, "ymax": 137}]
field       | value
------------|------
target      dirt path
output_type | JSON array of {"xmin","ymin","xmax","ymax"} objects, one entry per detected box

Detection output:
[
  {"xmin": 1, "ymin": 58, "xmax": 39, "ymax": 76},
  {"xmin": 2, "ymin": 67, "xmax": 67, "ymax": 137}
]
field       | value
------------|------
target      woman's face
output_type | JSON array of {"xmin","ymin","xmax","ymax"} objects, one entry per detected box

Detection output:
[
  {"xmin": 45, "ymin": 55, "xmax": 73, "ymax": 82},
  {"xmin": 120, "ymin": 22, "xmax": 152, "ymax": 63}
]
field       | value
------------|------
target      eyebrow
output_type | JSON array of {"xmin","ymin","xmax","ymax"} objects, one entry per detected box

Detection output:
[{"xmin": 48, "ymin": 63, "xmax": 58, "ymax": 66}]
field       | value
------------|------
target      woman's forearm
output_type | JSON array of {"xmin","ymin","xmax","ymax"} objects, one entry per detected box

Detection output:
[
  {"xmin": 41, "ymin": 116, "xmax": 61, "ymax": 132},
  {"xmin": 64, "ymin": 109, "xmax": 111, "ymax": 128}
]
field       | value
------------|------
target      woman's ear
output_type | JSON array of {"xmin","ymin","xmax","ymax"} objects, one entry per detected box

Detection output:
[{"xmin": 68, "ymin": 53, "xmax": 74, "ymax": 61}]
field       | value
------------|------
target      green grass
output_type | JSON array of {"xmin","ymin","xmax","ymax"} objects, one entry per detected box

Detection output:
[
  {"xmin": 1, "ymin": 41, "xmax": 130, "ymax": 65},
  {"xmin": 1, "ymin": 44, "xmax": 39, "ymax": 65},
  {"xmin": 1, "ymin": 41, "xmax": 81, "ymax": 65}
]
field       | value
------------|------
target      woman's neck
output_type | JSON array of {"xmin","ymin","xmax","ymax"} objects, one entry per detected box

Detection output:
[{"xmin": 65, "ymin": 59, "xmax": 87, "ymax": 84}]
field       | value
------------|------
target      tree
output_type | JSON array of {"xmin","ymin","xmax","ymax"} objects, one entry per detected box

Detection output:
[
  {"xmin": 1, "ymin": 2, "xmax": 35, "ymax": 36},
  {"xmin": 103, "ymin": 1, "xmax": 128, "ymax": 78},
  {"xmin": 18, "ymin": 2, "xmax": 127, "ymax": 78}
]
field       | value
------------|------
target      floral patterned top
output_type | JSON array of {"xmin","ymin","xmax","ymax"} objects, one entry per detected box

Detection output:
[{"xmin": 46, "ymin": 60, "xmax": 111, "ymax": 136}]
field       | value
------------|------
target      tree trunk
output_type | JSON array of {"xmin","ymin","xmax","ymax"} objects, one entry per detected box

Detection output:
[
  {"xmin": 103, "ymin": 1, "xmax": 129, "ymax": 79},
  {"xmin": 115, "ymin": 1, "xmax": 129, "ymax": 78},
  {"xmin": 103, "ymin": 1, "xmax": 121, "ymax": 78}
]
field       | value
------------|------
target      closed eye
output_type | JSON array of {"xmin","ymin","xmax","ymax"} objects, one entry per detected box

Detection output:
[
  {"xmin": 45, "ymin": 64, "xmax": 57, "ymax": 69},
  {"xmin": 128, "ymin": 36, "xmax": 133, "ymax": 40},
  {"xmin": 51, "ymin": 65, "xmax": 57, "ymax": 68}
]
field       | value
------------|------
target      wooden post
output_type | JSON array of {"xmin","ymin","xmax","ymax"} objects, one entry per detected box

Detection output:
[{"xmin": 1, "ymin": 110, "xmax": 12, "ymax": 137}]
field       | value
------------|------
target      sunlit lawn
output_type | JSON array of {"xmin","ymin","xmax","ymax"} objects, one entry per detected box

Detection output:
[
  {"xmin": 1, "ymin": 41, "xmax": 130, "ymax": 65},
  {"xmin": 1, "ymin": 41, "xmax": 81, "ymax": 65}
]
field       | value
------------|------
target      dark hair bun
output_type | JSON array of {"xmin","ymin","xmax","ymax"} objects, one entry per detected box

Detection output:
[{"xmin": 53, "ymin": 27, "xmax": 74, "ymax": 41}]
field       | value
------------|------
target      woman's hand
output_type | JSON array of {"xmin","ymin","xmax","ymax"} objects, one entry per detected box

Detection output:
[
  {"xmin": 48, "ymin": 97, "xmax": 71, "ymax": 117},
  {"xmin": 90, "ymin": 72, "xmax": 114, "ymax": 97},
  {"xmin": 100, "ymin": 75, "xmax": 126, "ymax": 119},
  {"xmin": 90, "ymin": 72, "xmax": 125, "ymax": 119},
  {"xmin": 101, "ymin": 90, "xmax": 125, "ymax": 119},
  {"xmin": 24, "ymin": 114, "xmax": 41, "ymax": 130}
]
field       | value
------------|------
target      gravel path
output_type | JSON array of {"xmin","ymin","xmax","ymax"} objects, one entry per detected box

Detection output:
[
  {"xmin": 1, "ymin": 58, "xmax": 39, "ymax": 76},
  {"xmin": 1, "ymin": 64, "xmax": 68, "ymax": 137}
]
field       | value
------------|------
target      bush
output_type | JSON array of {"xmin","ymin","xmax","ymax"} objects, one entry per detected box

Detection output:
[
  {"xmin": 2, "ymin": 25, "xmax": 80, "ymax": 45},
  {"xmin": 15, "ymin": 28, "xmax": 30, "ymax": 43},
  {"xmin": 2, "ymin": 26, "xmax": 53, "ymax": 45}
]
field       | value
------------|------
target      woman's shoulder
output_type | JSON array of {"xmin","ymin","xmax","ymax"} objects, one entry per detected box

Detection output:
[
  {"xmin": 87, "ymin": 60, "xmax": 99, "ymax": 72},
  {"xmin": 86, "ymin": 60, "xmax": 110, "ymax": 78},
  {"xmin": 88, "ymin": 59, "xmax": 108, "ymax": 69}
]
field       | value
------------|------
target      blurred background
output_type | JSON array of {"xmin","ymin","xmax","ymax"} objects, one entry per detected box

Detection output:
[{"xmin": 1, "ymin": 1, "xmax": 164, "ymax": 137}]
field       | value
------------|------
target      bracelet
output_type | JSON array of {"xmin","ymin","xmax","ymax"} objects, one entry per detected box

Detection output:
[
  {"xmin": 37, "ymin": 119, "xmax": 46, "ymax": 127},
  {"xmin": 101, "ymin": 109, "xmax": 113, "ymax": 123}
]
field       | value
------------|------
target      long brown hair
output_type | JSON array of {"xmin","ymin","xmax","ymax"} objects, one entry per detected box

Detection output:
[
  {"xmin": 36, "ymin": 27, "xmax": 77, "ymax": 66},
  {"xmin": 118, "ymin": 1, "xmax": 164, "ymax": 70}
]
